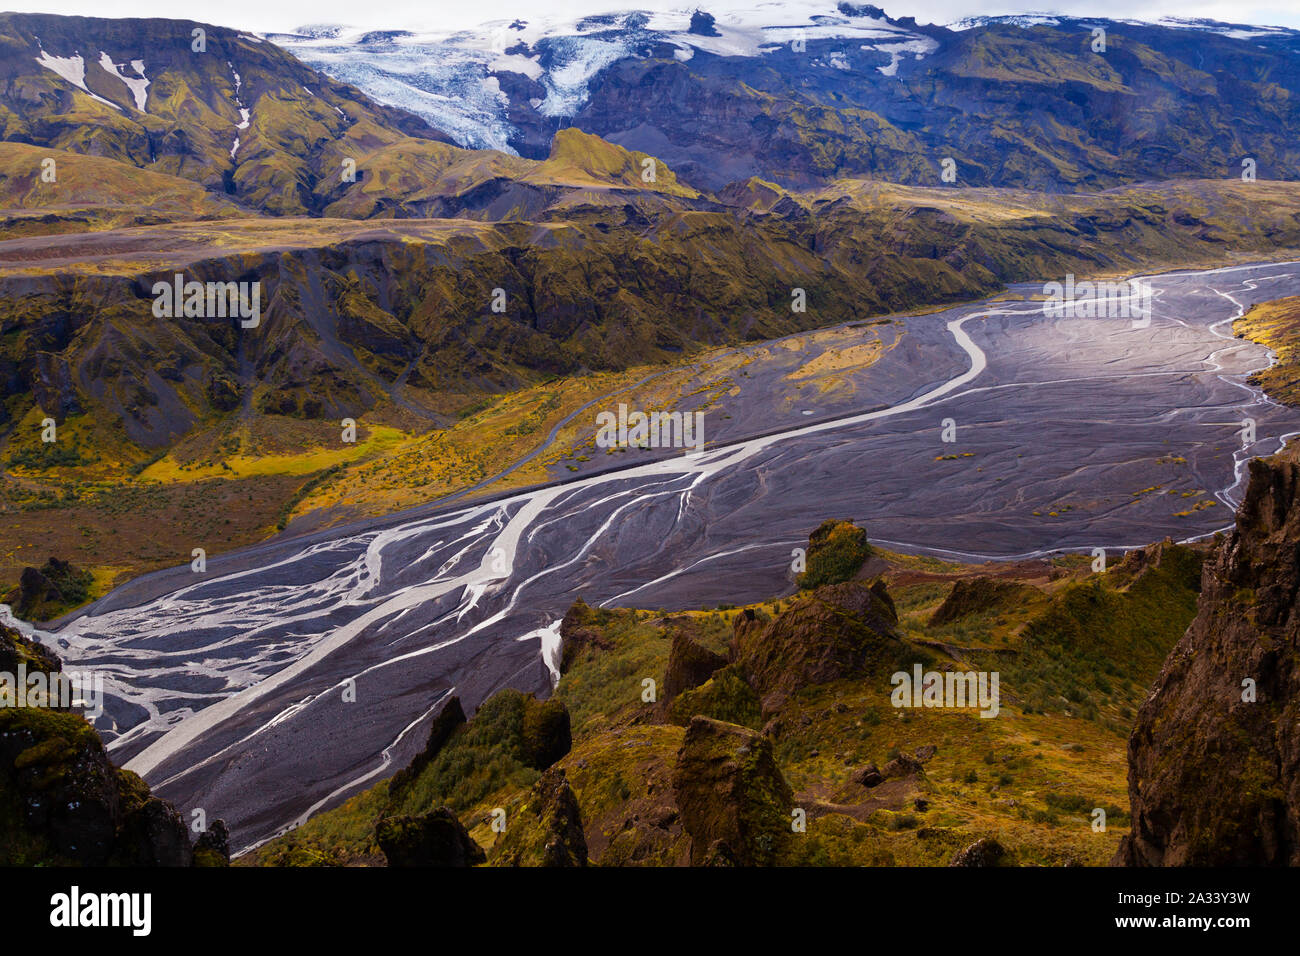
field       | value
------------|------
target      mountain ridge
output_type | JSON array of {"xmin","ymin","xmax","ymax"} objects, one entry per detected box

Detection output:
[{"xmin": 274, "ymin": 8, "xmax": 1300, "ymax": 192}]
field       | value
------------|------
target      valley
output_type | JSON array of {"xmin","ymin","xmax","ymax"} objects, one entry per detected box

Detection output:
[
  {"xmin": 12, "ymin": 258, "xmax": 1297, "ymax": 854},
  {"xmin": 2, "ymin": 6, "xmax": 1300, "ymax": 879}
]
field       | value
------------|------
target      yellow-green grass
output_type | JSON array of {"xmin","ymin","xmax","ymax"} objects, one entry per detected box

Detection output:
[
  {"xmin": 138, "ymin": 425, "xmax": 408, "ymax": 483},
  {"xmin": 248, "ymin": 541, "xmax": 1196, "ymax": 866},
  {"xmin": 1235, "ymin": 295, "xmax": 1300, "ymax": 406}
]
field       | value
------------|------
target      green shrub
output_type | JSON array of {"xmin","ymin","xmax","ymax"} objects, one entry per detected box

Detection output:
[{"xmin": 798, "ymin": 520, "xmax": 873, "ymax": 589}]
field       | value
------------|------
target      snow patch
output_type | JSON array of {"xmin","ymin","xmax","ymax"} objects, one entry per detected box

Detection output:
[
  {"xmin": 1144, "ymin": 17, "xmax": 1291, "ymax": 39},
  {"xmin": 228, "ymin": 61, "xmax": 251, "ymax": 161},
  {"xmin": 34, "ymin": 50, "xmax": 121, "ymax": 110},
  {"xmin": 873, "ymin": 37, "xmax": 938, "ymax": 76},
  {"xmin": 98, "ymin": 51, "xmax": 149, "ymax": 111},
  {"xmin": 490, "ymin": 53, "xmax": 543, "ymax": 80},
  {"xmin": 948, "ymin": 15, "xmax": 1061, "ymax": 31}
]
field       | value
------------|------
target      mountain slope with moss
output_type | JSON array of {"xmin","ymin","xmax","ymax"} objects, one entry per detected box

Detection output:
[
  {"xmin": 3, "ymin": 171, "xmax": 1295, "ymax": 612},
  {"xmin": 517, "ymin": 16, "xmax": 1300, "ymax": 193},
  {"xmin": 0, "ymin": 12, "xmax": 449, "ymax": 217},
  {"xmin": 245, "ymin": 519, "xmax": 1206, "ymax": 866}
]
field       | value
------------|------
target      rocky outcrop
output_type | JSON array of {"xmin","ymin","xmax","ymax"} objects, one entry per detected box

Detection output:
[
  {"xmin": 671, "ymin": 716, "xmax": 793, "ymax": 866},
  {"xmin": 660, "ymin": 630, "xmax": 727, "ymax": 710},
  {"xmin": 797, "ymin": 519, "xmax": 874, "ymax": 590},
  {"xmin": 491, "ymin": 768, "xmax": 588, "ymax": 867},
  {"xmin": 558, "ymin": 598, "xmax": 612, "ymax": 674},
  {"xmin": 730, "ymin": 579, "xmax": 904, "ymax": 714},
  {"xmin": 950, "ymin": 838, "xmax": 1005, "ymax": 867},
  {"xmin": 882, "ymin": 754, "xmax": 926, "ymax": 781},
  {"xmin": 376, "ymin": 809, "xmax": 486, "ymax": 867},
  {"xmin": 193, "ymin": 819, "xmax": 231, "ymax": 867},
  {"xmin": 0, "ymin": 622, "xmax": 60, "ymax": 676},
  {"xmin": 850, "ymin": 763, "xmax": 884, "ymax": 788},
  {"xmin": 380, "ymin": 686, "xmax": 571, "ymax": 841},
  {"xmin": 2, "ymin": 557, "xmax": 93, "ymax": 622},
  {"xmin": 666, "ymin": 666, "xmax": 762, "ymax": 730},
  {"xmin": 928, "ymin": 577, "xmax": 1036, "ymax": 627},
  {"xmin": 0, "ymin": 624, "xmax": 229, "ymax": 866},
  {"xmin": 386, "ymin": 696, "xmax": 466, "ymax": 803},
  {"xmin": 1118, "ymin": 456, "xmax": 1300, "ymax": 865},
  {"xmin": 519, "ymin": 696, "xmax": 571, "ymax": 771}
]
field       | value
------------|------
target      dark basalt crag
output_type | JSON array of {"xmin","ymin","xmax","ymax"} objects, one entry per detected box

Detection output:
[
  {"xmin": 660, "ymin": 628, "xmax": 727, "ymax": 706},
  {"xmin": 928, "ymin": 576, "xmax": 1037, "ymax": 628},
  {"xmin": 671, "ymin": 716, "xmax": 793, "ymax": 867},
  {"xmin": 1118, "ymin": 456, "xmax": 1300, "ymax": 865},
  {"xmin": 376, "ymin": 808, "xmax": 486, "ymax": 867},
  {"xmin": 491, "ymin": 767, "xmax": 588, "ymax": 867},
  {"xmin": 0, "ymin": 623, "xmax": 230, "ymax": 865},
  {"xmin": 730, "ymin": 579, "xmax": 905, "ymax": 715}
]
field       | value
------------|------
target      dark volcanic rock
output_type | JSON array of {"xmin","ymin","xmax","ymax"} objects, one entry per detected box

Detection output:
[
  {"xmin": 882, "ymin": 754, "xmax": 926, "ymax": 780},
  {"xmin": 662, "ymin": 630, "xmax": 727, "ymax": 705},
  {"xmin": 928, "ymin": 576, "xmax": 1035, "ymax": 627},
  {"xmin": 119, "ymin": 796, "xmax": 193, "ymax": 866},
  {"xmin": 797, "ymin": 519, "xmax": 874, "ymax": 590},
  {"xmin": 851, "ymin": 763, "xmax": 884, "ymax": 788},
  {"xmin": 558, "ymin": 598, "xmax": 613, "ymax": 673},
  {"xmin": 520, "ymin": 696, "xmax": 571, "ymax": 771},
  {"xmin": 388, "ymin": 695, "xmax": 466, "ymax": 801},
  {"xmin": 730, "ymin": 579, "xmax": 904, "ymax": 714},
  {"xmin": 16, "ymin": 567, "xmax": 58, "ymax": 605},
  {"xmin": 377, "ymin": 808, "xmax": 486, "ymax": 867},
  {"xmin": 0, "ymin": 622, "xmax": 60, "ymax": 676},
  {"xmin": 193, "ymin": 819, "xmax": 231, "ymax": 866},
  {"xmin": 666, "ymin": 664, "xmax": 763, "ymax": 729},
  {"xmin": 492, "ymin": 767, "xmax": 588, "ymax": 867},
  {"xmin": 0, "ymin": 624, "xmax": 216, "ymax": 866},
  {"xmin": 702, "ymin": 838, "xmax": 737, "ymax": 866},
  {"xmin": 672, "ymin": 716, "xmax": 794, "ymax": 866},
  {"xmin": 950, "ymin": 837, "xmax": 1005, "ymax": 867},
  {"xmin": 1118, "ymin": 456, "xmax": 1300, "ymax": 865},
  {"xmin": 4, "ymin": 557, "xmax": 93, "ymax": 622}
]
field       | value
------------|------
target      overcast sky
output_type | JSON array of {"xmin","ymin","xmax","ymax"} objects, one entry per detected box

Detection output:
[{"xmin": 3, "ymin": 1, "xmax": 1298, "ymax": 34}]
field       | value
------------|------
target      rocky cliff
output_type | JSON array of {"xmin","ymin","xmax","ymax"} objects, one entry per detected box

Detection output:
[
  {"xmin": 1119, "ymin": 455, "xmax": 1300, "ymax": 865},
  {"xmin": 0, "ymin": 623, "xmax": 229, "ymax": 865}
]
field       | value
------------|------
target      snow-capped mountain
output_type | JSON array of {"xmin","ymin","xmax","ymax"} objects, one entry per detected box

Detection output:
[
  {"xmin": 271, "ymin": 5, "xmax": 1300, "ymax": 161},
  {"xmin": 265, "ymin": 6, "xmax": 1300, "ymax": 193},
  {"xmin": 270, "ymin": 3, "xmax": 940, "ymax": 153},
  {"xmin": 950, "ymin": 13, "xmax": 1299, "ymax": 40}
]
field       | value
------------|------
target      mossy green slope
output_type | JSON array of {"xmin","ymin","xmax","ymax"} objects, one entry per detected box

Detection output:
[
  {"xmin": 0, "ymin": 12, "xmax": 447, "ymax": 217},
  {"xmin": 248, "ymin": 525, "xmax": 1205, "ymax": 867}
]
